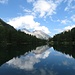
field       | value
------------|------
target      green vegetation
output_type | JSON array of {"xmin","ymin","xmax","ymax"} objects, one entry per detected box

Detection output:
[
  {"xmin": 0, "ymin": 19, "xmax": 47, "ymax": 46},
  {"xmin": 49, "ymin": 27, "xmax": 75, "ymax": 45}
]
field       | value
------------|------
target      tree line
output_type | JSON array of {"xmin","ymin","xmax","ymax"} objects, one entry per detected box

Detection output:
[
  {"xmin": 49, "ymin": 27, "xmax": 75, "ymax": 45},
  {"xmin": 0, "ymin": 19, "xmax": 47, "ymax": 46}
]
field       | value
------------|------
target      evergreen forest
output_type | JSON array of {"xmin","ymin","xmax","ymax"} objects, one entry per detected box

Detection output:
[
  {"xmin": 50, "ymin": 27, "xmax": 75, "ymax": 45},
  {"xmin": 0, "ymin": 19, "xmax": 47, "ymax": 46}
]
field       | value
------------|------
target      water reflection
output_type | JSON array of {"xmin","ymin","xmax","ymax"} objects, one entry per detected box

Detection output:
[
  {"xmin": 7, "ymin": 45, "xmax": 50, "ymax": 71},
  {"xmin": 53, "ymin": 44, "xmax": 75, "ymax": 59},
  {"xmin": 0, "ymin": 45, "xmax": 75, "ymax": 75},
  {"xmin": 0, "ymin": 44, "xmax": 41, "ymax": 66}
]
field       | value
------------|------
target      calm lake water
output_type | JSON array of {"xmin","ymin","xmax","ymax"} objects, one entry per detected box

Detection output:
[{"xmin": 0, "ymin": 45, "xmax": 75, "ymax": 75}]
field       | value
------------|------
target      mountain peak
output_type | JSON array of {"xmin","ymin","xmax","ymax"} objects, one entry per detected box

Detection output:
[
  {"xmin": 33, "ymin": 30, "xmax": 50, "ymax": 40},
  {"xmin": 21, "ymin": 28, "xmax": 50, "ymax": 40}
]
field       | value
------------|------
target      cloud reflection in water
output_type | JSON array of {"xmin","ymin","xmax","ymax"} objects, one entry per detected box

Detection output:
[{"xmin": 7, "ymin": 45, "xmax": 50, "ymax": 71}]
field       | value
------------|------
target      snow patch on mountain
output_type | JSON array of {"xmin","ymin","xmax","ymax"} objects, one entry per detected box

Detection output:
[{"xmin": 21, "ymin": 28, "xmax": 50, "ymax": 40}]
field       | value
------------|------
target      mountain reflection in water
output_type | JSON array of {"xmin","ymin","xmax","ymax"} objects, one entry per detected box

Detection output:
[
  {"xmin": 6, "ymin": 45, "xmax": 50, "ymax": 71},
  {"xmin": 0, "ymin": 45, "xmax": 75, "ymax": 75}
]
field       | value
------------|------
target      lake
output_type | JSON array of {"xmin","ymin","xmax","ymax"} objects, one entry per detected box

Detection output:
[{"xmin": 0, "ymin": 45, "xmax": 75, "ymax": 75}]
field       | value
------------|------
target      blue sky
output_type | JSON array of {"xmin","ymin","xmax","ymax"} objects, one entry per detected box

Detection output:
[{"xmin": 0, "ymin": 0, "xmax": 75, "ymax": 36}]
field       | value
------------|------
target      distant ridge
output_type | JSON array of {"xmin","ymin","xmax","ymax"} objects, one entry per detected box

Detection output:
[{"xmin": 21, "ymin": 28, "xmax": 51, "ymax": 40}]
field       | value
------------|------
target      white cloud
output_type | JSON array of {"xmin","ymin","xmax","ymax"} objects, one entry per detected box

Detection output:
[
  {"xmin": 24, "ymin": 9, "xmax": 32, "ymax": 13},
  {"xmin": 61, "ymin": 19, "xmax": 68, "ymax": 24},
  {"xmin": 71, "ymin": 15, "xmax": 75, "ymax": 22},
  {"xmin": 71, "ymin": 5, "xmax": 75, "ymax": 9},
  {"xmin": 7, "ymin": 15, "xmax": 50, "ymax": 34},
  {"xmin": 33, "ymin": 0, "xmax": 57, "ymax": 17},
  {"xmin": 0, "ymin": 0, "xmax": 8, "ymax": 4},
  {"xmin": 26, "ymin": 0, "xmax": 63, "ymax": 18},
  {"xmin": 64, "ymin": 0, "xmax": 75, "ymax": 11},
  {"xmin": 27, "ymin": 0, "xmax": 35, "ymax": 3},
  {"xmin": 57, "ymin": 18, "xmax": 71, "ymax": 25},
  {"xmin": 54, "ymin": 25, "xmax": 75, "ymax": 34},
  {"xmin": 64, "ymin": 25, "xmax": 75, "ymax": 30},
  {"xmin": 61, "ymin": 19, "xmax": 71, "ymax": 24},
  {"xmin": 34, "ymin": 26, "xmax": 50, "ymax": 34}
]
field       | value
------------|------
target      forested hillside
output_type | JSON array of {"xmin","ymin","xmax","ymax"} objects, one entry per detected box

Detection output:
[
  {"xmin": 0, "ymin": 19, "xmax": 47, "ymax": 46},
  {"xmin": 50, "ymin": 27, "xmax": 75, "ymax": 45}
]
